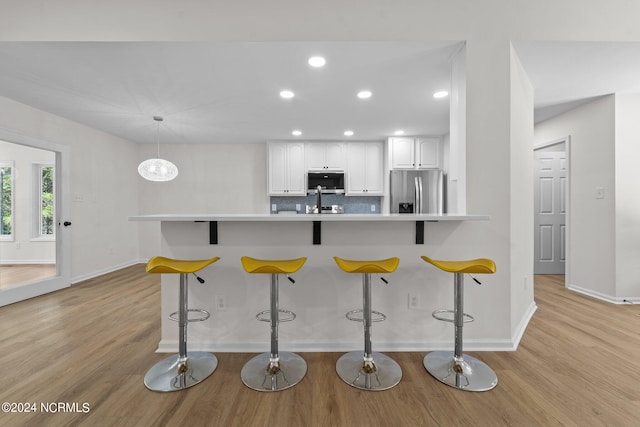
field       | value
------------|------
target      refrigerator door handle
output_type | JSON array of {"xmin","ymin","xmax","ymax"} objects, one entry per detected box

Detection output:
[
  {"xmin": 414, "ymin": 176, "xmax": 420, "ymax": 214},
  {"xmin": 418, "ymin": 176, "xmax": 424, "ymax": 213}
]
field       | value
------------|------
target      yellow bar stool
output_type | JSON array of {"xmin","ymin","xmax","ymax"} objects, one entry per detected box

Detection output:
[
  {"xmin": 333, "ymin": 256, "xmax": 402, "ymax": 391},
  {"xmin": 240, "ymin": 256, "xmax": 307, "ymax": 392},
  {"xmin": 421, "ymin": 256, "xmax": 498, "ymax": 392},
  {"xmin": 143, "ymin": 256, "xmax": 220, "ymax": 392}
]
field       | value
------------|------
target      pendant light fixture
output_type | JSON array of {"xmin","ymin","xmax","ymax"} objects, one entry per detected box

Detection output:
[{"xmin": 138, "ymin": 116, "xmax": 178, "ymax": 182}]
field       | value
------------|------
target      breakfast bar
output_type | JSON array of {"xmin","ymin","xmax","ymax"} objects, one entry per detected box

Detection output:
[{"xmin": 129, "ymin": 213, "xmax": 502, "ymax": 355}]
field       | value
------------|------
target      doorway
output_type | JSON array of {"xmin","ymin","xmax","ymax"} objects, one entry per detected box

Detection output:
[
  {"xmin": 0, "ymin": 129, "xmax": 71, "ymax": 306},
  {"xmin": 533, "ymin": 137, "xmax": 570, "ymax": 284}
]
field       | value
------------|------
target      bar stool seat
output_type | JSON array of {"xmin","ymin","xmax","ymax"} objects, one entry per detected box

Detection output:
[
  {"xmin": 240, "ymin": 256, "xmax": 307, "ymax": 392},
  {"xmin": 144, "ymin": 256, "xmax": 220, "ymax": 392},
  {"xmin": 334, "ymin": 256, "xmax": 402, "ymax": 391},
  {"xmin": 421, "ymin": 255, "xmax": 498, "ymax": 392}
]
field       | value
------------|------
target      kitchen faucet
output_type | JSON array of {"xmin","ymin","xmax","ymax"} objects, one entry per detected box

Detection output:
[{"xmin": 316, "ymin": 185, "xmax": 322, "ymax": 214}]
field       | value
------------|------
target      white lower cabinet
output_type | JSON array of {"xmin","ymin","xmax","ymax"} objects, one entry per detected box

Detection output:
[{"xmin": 346, "ymin": 142, "xmax": 383, "ymax": 195}]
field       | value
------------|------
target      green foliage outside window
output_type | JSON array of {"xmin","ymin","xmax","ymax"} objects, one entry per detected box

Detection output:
[
  {"xmin": 1, "ymin": 166, "xmax": 12, "ymax": 235},
  {"xmin": 41, "ymin": 166, "xmax": 54, "ymax": 235}
]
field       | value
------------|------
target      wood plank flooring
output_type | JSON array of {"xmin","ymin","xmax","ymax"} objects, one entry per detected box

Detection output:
[
  {"xmin": 0, "ymin": 266, "xmax": 638, "ymax": 426},
  {"xmin": 0, "ymin": 264, "xmax": 56, "ymax": 289}
]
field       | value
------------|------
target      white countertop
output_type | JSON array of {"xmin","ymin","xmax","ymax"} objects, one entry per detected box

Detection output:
[{"xmin": 128, "ymin": 213, "xmax": 490, "ymax": 222}]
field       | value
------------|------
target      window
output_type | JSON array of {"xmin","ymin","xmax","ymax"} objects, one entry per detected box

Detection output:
[
  {"xmin": 33, "ymin": 164, "xmax": 55, "ymax": 238},
  {"xmin": 0, "ymin": 161, "xmax": 13, "ymax": 240}
]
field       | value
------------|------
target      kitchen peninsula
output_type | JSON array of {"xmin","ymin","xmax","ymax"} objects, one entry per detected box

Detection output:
[{"xmin": 130, "ymin": 213, "xmax": 503, "ymax": 354}]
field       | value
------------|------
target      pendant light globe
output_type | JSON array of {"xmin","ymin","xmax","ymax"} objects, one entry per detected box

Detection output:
[{"xmin": 138, "ymin": 116, "xmax": 178, "ymax": 182}]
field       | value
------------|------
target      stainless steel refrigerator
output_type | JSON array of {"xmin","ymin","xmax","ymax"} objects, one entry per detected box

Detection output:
[{"xmin": 389, "ymin": 169, "xmax": 445, "ymax": 214}]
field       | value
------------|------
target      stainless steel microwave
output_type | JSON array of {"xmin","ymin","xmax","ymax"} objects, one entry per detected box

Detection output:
[{"xmin": 307, "ymin": 172, "xmax": 345, "ymax": 194}]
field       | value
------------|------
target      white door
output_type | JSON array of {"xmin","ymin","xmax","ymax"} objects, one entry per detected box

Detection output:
[
  {"xmin": 534, "ymin": 150, "xmax": 567, "ymax": 274},
  {"xmin": 0, "ymin": 129, "xmax": 71, "ymax": 307}
]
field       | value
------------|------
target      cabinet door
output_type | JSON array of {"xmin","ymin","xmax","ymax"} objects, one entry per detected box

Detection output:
[
  {"xmin": 268, "ymin": 142, "xmax": 288, "ymax": 195},
  {"xmin": 286, "ymin": 142, "xmax": 306, "ymax": 195},
  {"xmin": 324, "ymin": 142, "xmax": 345, "ymax": 170},
  {"xmin": 364, "ymin": 142, "xmax": 384, "ymax": 194},
  {"xmin": 390, "ymin": 137, "xmax": 415, "ymax": 169},
  {"xmin": 306, "ymin": 143, "xmax": 327, "ymax": 171},
  {"xmin": 416, "ymin": 137, "xmax": 440, "ymax": 169},
  {"xmin": 346, "ymin": 142, "xmax": 383, "ymax": 195},
  {"xmin": 268, "ymin": 142, "xmax": 306, "ymax": 195},
  {"xmin": 346, "ymin": 143, "xmax": 367, "ymax": 194}
]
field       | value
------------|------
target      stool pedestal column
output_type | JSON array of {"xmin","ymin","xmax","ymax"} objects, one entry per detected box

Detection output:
[
  {"xmin": 241, "ymin": 273, "xmax": 307, "ymax": 392},
  {"xmin": 423, "ymin": 272, "xmax": 498, "ymax": 392},
  {"xmin": 336, "ymin": 272, "xmax": 402, "ymax": 391},
  {"xmin": 144, "ymin": 273, "xmax": 218, "ymax": 392}
]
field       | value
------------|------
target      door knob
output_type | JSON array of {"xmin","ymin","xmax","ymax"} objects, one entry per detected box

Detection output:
[{"xmin": 63, "ymin": 221, "xmax": 72, "ymax": 227}]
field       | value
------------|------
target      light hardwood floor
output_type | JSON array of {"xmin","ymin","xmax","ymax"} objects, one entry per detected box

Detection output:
[
  {"xmin": 0, "ymin": 264, "xmax": 56, "ymax": 289},
  {"xmin": 0, "ymin": 266, "xmax": 638, "ymax": 426}
]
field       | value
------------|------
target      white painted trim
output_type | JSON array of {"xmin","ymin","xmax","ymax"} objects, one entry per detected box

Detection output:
[
  {"xmin": 71, "ymin": 259, "xmax": 146, "ymax": 284},
  {"xmin": 533, "ymin": 135, "xmax": 572, "ymax": 286},
  {"xmin": 567, "ymin": 284, "xmax": 640, "ymax": 305},
  {"xmin": 1, "ymin": 259, "xmax": 56, "ymax": 265},
  {"xmin": 154, "ymin": 338, "xmax": 522, "ymax": 354},
  {"xmin": 510, "ymin": 301, "xmax": 538, "ymax": 349}
]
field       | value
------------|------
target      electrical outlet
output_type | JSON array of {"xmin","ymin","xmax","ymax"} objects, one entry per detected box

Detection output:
[
  {"xmin": 15, "ymin": 242, "xmax": 20, "ymax": 250},
  {"xmin": 408, "ymin": 293, "xmax": 420, "ymax": 309},
  {"xmin": 215, "ymin": 295, "xmax": 227, "ymax": 311},
  {"xmin": 271, "ymin": 204, "xmax": 277, "ymax": 212},
  {"xmin": 371, "ymin": 204, "xmax": 376, "ymax": 212},
  {"xmin": 296, "ymin": 204, "xmax": 301, "ymax": 211}
]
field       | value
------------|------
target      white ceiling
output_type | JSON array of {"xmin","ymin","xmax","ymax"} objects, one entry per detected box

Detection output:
[
  {"xmin": 0, "ymin": 41, "xmax": 460, "ymax": 145},
  {"xmin": 1, "ymin": 41, "xmax": 639, "ymax": 145},
  {"xmin": 514, "ymin": 41, "xmax": 640, "ymax": 123}
]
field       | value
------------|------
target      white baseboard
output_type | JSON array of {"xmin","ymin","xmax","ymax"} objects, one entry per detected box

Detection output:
[
  {"xmin": 155, "ymin": 337, "xmax": 523, "ymax": 354},
  {"xmin": 510, "ymin": 301, "xmax": 538, "ymax": 350},
  {"xmin": 71, "ymin": 259, "xmax": 146, "ymax": 284},
  {"xmin": 1, "ymin": 259, "xmax": 56, "ymax": 265},
  {"xmin": 567, "ymin": 284, "xmax": 640, "ymax": 304}
]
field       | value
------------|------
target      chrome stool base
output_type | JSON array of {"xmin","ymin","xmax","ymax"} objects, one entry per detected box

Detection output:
[
  {"xmin": 241, "ymin": 351, "xmax": 307, "ymax": 392},
  {"xmin": 144, "ymin": 351, "xmax": 218, "ymax": 392},
  {"xmin": 424, "ymin": 351, "xmax": 497, "ymax": 392},
  {"xmin": 336, "ymin": 351, "xmax": 402, "ymax": 391}
]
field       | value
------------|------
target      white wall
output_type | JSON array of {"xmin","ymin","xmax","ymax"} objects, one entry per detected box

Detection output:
[
  {"xmin": 136, "ymin": 142, "xmax": 269, "ymax": 260},
  {"xmin": 535, "ymin": 96, "xmax": 617, "ymax": 298},
  {"xmin": 509, "ymin": 46, "xmax": 535, "ymax": 332},
  {"xmin": 0, "ymin": 96, "xmax": 141, "ymax": 282},
  {"xmin": 0, "ymin": 141, "xmax": 55, "ymax": 263},
  {"xmin": 4, "ymin": 0, "xmax": 640, "ymax": 346},
  {"xmin": 614, "ymin": 94, "xmax": 640, "ymax": 299}
]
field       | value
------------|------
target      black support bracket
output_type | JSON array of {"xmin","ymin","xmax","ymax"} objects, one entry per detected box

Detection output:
[
  {"xmin": 416, "ymin": 221, "xmax": 425, "ymax": 244},
  {"xmin": 313, "ymin": 221, "xmax": 322, "ymax": 245},
  {"xmin": 209, "ymin": 221, "xmax": 218, "ymax": 245}
]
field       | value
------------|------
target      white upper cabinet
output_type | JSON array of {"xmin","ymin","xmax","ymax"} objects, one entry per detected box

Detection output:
[
  {"xmin": 306, "ymin": 142, "xmax": 345, "ymax": 171},
  {"xmin": 346, "ymin": 142, "xmax": 384, "ymax": 196},
  {"xmin": 268, "ymin": 142, "xmax": 306, "ymax": 195},
  {"xmin": 389, "ymin": 136, "xmax": 441, "ymax": 169}
]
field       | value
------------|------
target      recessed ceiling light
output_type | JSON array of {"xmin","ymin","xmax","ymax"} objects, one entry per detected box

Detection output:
[
  {"xmin": 344, "ymin": 130, "xmax": 354, "ymax": 136},
  {"xmin": 433, "ymin": 90, "xmax": 449, "ymax": 99},
  {"xmin": 280, "ymin": 90, "xmax": 295, "ymax": 99},
  {"xmin": 357, "ymin": 90, "xmax": 372, "ymax": 99},
  {"xmin": 394, "ymin": 130, "xmax": 405, "ymax": 136},
  {"xmin": 292, "ymin": 130, "xmax": 302, "ymax": 136},
  {"xmin": 308, "ymin": 56, "xmax": 326, "ymax": 67}
]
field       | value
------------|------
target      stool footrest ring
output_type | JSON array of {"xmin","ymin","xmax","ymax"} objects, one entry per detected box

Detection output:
[
  {"xmin": 432, "ymin": 309, "xmax": 474, "ymax": 324},
  {"xmin": 256, "ymin": 309, "xmax": 296, "ymax": 323},
  {"xmin": 169, "ymin": 308, "xmax": 211, "ymax": 323},
  {"xmin": 346, "ymin": 309, "xmax": 386, "ymax": 323}
]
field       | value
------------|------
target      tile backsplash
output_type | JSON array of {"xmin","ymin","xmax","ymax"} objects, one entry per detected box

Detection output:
[{"xmin": 270, "ymin": 194, "xmax": 381, "ymax": 214}]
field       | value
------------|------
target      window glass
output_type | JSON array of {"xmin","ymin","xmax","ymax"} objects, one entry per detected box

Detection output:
[
  {"xmin": 1, "ymin": 163, "xmax": 13, "ymax": 239},
  {"xmin": 40, "ymin": 165, "xmax": 54, "ymax": 236}
]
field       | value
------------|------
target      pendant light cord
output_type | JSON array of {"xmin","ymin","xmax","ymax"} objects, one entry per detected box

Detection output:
[{"xmin": 154, "ymin": 116, "xmax": 163, "ymax": 158}]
